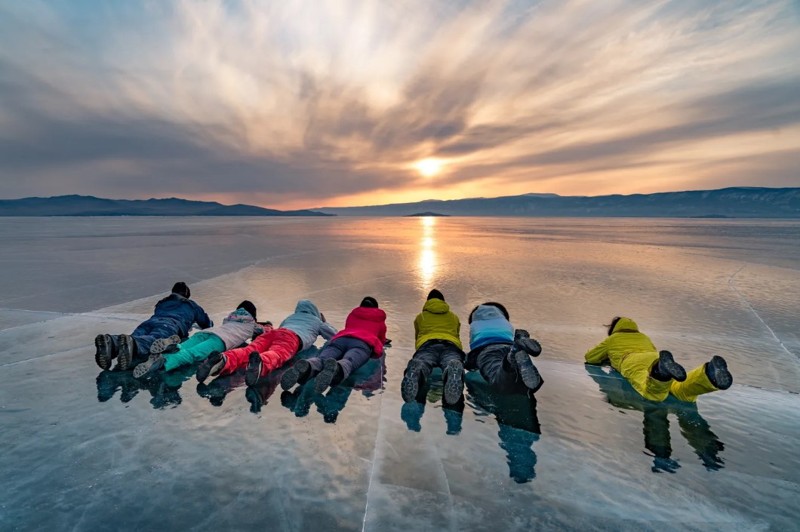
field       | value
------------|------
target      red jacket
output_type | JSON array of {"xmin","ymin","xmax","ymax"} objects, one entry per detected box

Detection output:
[{"xmin": 331, "ymin": 306, "xmax": 388, "ymax": 358}]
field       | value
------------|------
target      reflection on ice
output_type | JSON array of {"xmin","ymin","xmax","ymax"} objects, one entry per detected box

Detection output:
[
  {"xmin": 2, "ymin": 216, "xmax": 800, "ymax": 530},
  {"xmin": 586, "ymin": 365, "xmax": 725, "ymax": 473}
]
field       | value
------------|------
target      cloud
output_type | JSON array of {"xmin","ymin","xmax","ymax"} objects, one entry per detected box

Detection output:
[{"xmin": 0, "ymin": 0, "xmax": 798, "ymax": 207}]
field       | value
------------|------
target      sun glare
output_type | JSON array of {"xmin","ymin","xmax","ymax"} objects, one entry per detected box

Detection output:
[{"xmin": 414, "ymin": 158, "xmax": 443, "ymax": 178}]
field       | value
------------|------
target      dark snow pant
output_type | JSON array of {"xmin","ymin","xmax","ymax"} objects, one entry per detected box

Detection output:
[
  {"xmin": 307, "ymin": 337, "xmax": 372, "ymax": 381},
  {"xmin": 129, "ymin": 316, "xmax": 182, "ymax": 362},
  {"xmin": 476, "ymin": 343, "xmax": 528, "ymax": 394},
  {"xmin": 406, "ymin": 340, "xmax": 465, "ymax": 378}
]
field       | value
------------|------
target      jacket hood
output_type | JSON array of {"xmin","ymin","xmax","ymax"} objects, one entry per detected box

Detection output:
[
  {"xmin": 472, "ymin": 304, "xmax": 507, "ymax": 322},
  {"xmin": 294, "ymin": 299, "xmax": 321, "ymax": 318},
  {"xmin": 351, "ymin": 306, "xmax": 387, "ymax": 322},
  {"xmin": 611, "ymin": 317, "xmax": 639, "ymax": 334},
  {"xmin": 423, "ymin": 298, "xmax": 450, "ymax": 315}
]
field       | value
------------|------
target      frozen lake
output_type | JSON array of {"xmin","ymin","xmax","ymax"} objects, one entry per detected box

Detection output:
[{"xmin": 1, "ymin": 216, "xmax": 798, "ymax": 531}]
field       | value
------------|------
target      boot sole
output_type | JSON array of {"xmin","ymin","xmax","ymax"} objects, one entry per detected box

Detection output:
[
  {"xmin": 95, "ymin": 334, "xmax": 113, "ymax": 370},
  {"xmin": 658, "ymin": 350, "xmax": 687, "ymax": 382},
  {"xmin": 401, "ymin": 366, "xmax": 420, "ymax": 403},
  {"xmin": 314, "ymin": 358, "xmax": 338, "ymax": 394},
  {"xmin": 150, "ymin": 335, "xmax": 180, "ymax": 355},
  {"xmin": 133, "ymin": 354, "xmax": 163, "ymax": 379},
  {"xmin": 515, "ymin": 351, "xmax": 544, "ymax": 393},
  {"xmin": 245, "ymin": 352, "xmax": 263, "ymax": 387},
  {"xmin": 516, "ymin": 337, "xmax": 542, "ymax": 357},
  {"xmin": 117, "ymin": 334, "xmax": 133, "ymax": 371},
  {"xmin": 443, "ymin": 363, "xmax": 464, "ymax": 405},
  {"xmin": 708, "ymin": 356, "xmax": 732, "ymax": 390}
]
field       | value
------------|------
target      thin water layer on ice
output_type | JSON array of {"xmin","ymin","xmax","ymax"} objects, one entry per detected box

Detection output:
[{"xmin": 1, "ymin": 217, "xmax": 798, "ymax": 531}]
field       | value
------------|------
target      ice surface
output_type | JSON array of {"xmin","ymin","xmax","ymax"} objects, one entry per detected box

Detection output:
[{"xmin": 1, "ymin": 217, "xmax": 798, "ymax": 531}]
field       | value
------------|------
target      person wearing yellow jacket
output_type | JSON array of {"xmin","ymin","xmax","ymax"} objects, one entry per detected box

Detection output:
[
  {"xmin": 401, "ymin": 289, "xmax": 465, "ymax": 405},
  {"xmin": 585, "ymin": 317, "xmax": 733, "ymax": 402}
]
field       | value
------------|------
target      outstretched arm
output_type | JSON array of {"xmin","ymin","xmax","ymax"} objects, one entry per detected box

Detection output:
[
  {"xmin": 319, "ymin": 321, "xmax": 337, "ymax": 340},
  {"xmin": 584, "ymin": 338, "xmax": 610, "ymax": 365},
  {"xmin": 194, "ymin": 303, "xmax": 213, "ymax": 329}
]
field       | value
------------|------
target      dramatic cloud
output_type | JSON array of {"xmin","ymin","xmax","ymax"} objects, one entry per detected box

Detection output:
[{"xmin": 1, "ymin": 0, "xmax": 798, "ymax": 208}]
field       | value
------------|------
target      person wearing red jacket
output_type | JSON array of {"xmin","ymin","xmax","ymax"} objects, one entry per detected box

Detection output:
[{"xmin": 281, "ymin": 296, "xmax": 388, "ymax": 394}]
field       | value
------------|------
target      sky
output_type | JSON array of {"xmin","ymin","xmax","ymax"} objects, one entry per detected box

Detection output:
[{"xmin": 1, "ymin": 0, "xmax": 799, "ymax": 210}]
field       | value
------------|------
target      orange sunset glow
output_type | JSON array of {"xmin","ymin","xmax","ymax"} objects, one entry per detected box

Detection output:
[{"xmin": 1, "ymin": 1, "xmax": 798, "ymax": 209}]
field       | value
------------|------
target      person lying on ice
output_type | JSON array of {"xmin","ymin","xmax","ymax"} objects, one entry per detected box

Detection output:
[
  {"xmin": 196, "ymin": 299, "xmax": 337, "ymax": 387},
  {"xmin": 584, "ymin": 316, "xmax": 732, "ymax": 402},
  {"xmin": 94, "ymin": 282, "xmax": 212, "ymax": 371},
  {"xmin": 400, "ymin": 289, "xmax": 466, "ymax": 406},
  {"xmin": 281, "ymin": 296, "xmax": 387, "ymax": 395},
  {"xmin": 133, "ymin": 301, "xmax": 268, "ymax": 379},
  {"xmin": 466, "ymin": 302, "xmax": 544, "ymax": 394}
]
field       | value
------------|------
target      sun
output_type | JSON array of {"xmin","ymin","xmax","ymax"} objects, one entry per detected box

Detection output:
[{"xmin": 414, "ymin": 158, "xmax": 443, "ymax": 178}]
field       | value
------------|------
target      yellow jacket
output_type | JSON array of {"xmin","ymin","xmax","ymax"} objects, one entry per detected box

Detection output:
[
  {"xmin": 584, "ymin": 317, "xmax": 657, "ymax": 368},
  {"xmin": 414, "ymin": 298, "xmax": 462, "ymax": 351}
]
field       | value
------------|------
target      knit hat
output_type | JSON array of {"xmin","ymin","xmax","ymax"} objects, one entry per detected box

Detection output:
[
  {"xmin": 360, "ymin": 296, "xmax": 379, "ymax": 308},
  {"xmin": 468, "ymin": 301, "xmax": 510, "ymax": 323},
  {"xmin": 427, "ymin": 289, "xmax": 444, "ymax": 301},
  {"xmin": 237, "ymin": 300, "xmax": 257, "ymax": 320},
  {"xmin": 171, "ymin": 282, "xmax": 190, "ymax": 298}
]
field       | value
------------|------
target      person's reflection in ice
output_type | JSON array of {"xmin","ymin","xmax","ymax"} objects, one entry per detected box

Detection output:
[
  {"xmin": 400, "ymin": 368, "xmax": 466, "ymax": 436},
  {"xmin": 197, "ymin": 372, "xmax": 246, "ymax": 407},
  {"xmin": 314, "ymin": 357, "xmax": 385, "ymax": 423},
  {"xmin": 95, "ymin": 364, "xmax": 195, "ymax": 409},
  {"xmin": 585, "ymin": 364, "xmax": 725, "ymax": 473},
  {"xmin": 464, "ymin": 372, "xmax": 540, "ymax": 483}
]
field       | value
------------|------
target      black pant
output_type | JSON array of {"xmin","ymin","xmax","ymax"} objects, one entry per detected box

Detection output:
[
  {"xmin": 475, "ymin": 343, "xmax": 528, "ymax": 394},
  {"xmin": 406, "ymin": 340, "xmax": 465, "ymax": 377}
]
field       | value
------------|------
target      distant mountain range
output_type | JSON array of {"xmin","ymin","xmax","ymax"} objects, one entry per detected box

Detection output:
[
  {"xmin": 318, "ymin": 187, "xmax": 800, "ymax": 218},
  {"xmin": 1, "ymin": 188, "xmax": 798, "ymax": 218},
  {"xmin": 0, "ymin": 195, "xmax": 330, "ymax": 217}
]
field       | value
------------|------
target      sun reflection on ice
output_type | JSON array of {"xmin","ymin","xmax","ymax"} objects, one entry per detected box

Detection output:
[{"xmin": 418, "ymin": 216, "xmax": 437, "ymax": 289}]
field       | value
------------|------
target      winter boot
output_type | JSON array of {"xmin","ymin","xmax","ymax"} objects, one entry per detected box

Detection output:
[
  {"xmin": 245, "ymin": 351, "xmax": 264, "ymax": 387},
  {"xmin": 314, "ymin": 358, "xmax": 344, "ymax": 394},
  {"xmin": 705, "ymin": 355, "xmax": 732, "ymax": 390},
  {"xmin": 652, "ymin": 350, "xmax": 687, "ymax": 382},
  {"xmin": 133, "ymin": 354, "xmax": 165, "ymax": 379},
  {"xmin": 150, "ymin": 335, "xmax": 181, "ymax": 355},
  {"xmin": 196, "ymin": 352, "xmax": 225, "ymax": 384},
  {"xmin": 514, "ymin": 329, "xmax": 542, "ymax": 357},
  {"xmin": 401, "ymin": 361, "xmax": 426, "ymax": 403},
  {"xmin": 94, "ymin": 334, "xmax": 116, "ymax": 370},
  {"xmin": 116, "ymin": 334, "xmax": 137, "ymax": 371},
  {"xmin": 281, "ymin": 359, "xmax": 312, "ymax": 391},
  {"xmin": 442, "ymin": 360, "xmax": 464, "ymax": 405},
  {"xmin": 507, "ymin": 345, "xmax": 544, "ymax": 393}
]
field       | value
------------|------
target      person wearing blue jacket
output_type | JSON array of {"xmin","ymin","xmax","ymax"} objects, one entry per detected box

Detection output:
[
  {"xmin": 94, "ymin": 282, "xmax": 212, "ymax": 371},
  {"xmin": 467, "ymin": 302, "xmax": 544, "ymax": 394}
]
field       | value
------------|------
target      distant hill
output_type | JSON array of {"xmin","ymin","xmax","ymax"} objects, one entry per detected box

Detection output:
[
  {"xmin": 0, "ymin": 195, "xmax": 332, "ymax": 217},
  {"xmin": 318, "ymin": 187, "xmax": 800, "ymax": 218},
  {"xmin": 404, "ymin": 212, "xmax": 450, "ymax": 217}
]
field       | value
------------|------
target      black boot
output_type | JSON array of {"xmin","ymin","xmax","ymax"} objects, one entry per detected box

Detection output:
[
  {"xmin": 514, "ymin": 329, "xmax": 542, "ymax": 357},
  {"xmin": 281, "ymin": 359, "xmax": 312, "ymax": 391},
  {"xmin": 116, "ymin": 334, "xmax": 137, "ymax": 371},
  {"xmin": 401, "ymin": 361, "xmax": 426, "ymax": 403},
  {"xmin": 705, "ymin": 356, "xmax": 732, "ymax": 390},
  {"xmin": 651, "ymin": 350, "xmax": 687, "ymax": 382},
  {"xmin": 442, "ymin": 360, "xmax": 464, "ymax": 405},
  {"xmin": 95, "ymin": 334, "xmax": 116, "ymax": 370}
]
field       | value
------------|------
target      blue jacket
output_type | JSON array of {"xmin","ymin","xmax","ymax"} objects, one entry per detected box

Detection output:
[
  {"xmin": 151, "ymin": 293, "xmax": 212, "ymax": 338},
  {"xmin": 469, "ymin": 304, "xmax": 514, "ymax": 352},
  {"xmin": 279, "ymin": 299, "xmax": 337, "ymax": 350}
]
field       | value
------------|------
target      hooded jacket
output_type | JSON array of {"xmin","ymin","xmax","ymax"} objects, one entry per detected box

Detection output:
[
  {"xmin": 414, "ymin": 298, "xmax": 462, "ymax": 350},
  {"xmin": 584, "ymin": 317, "xmax": 657, "ymax": 367},
  {"xmin": 279, "ymin": 299, "xmax": 337, "ymax": 351},
  {"xmin": 332, "ymin": 306, "xmax": 388, "ymax": 358},
  {"xmin": 469, "ymin": 304, "xmax": 514, "ymax": 352},
  {"xmin": 152, "ymin": 293, "xmax": 212, "ymax": 338},
  {"xmin": 199, "ymin": 307, "xmax": 266, "ymax": 350}
]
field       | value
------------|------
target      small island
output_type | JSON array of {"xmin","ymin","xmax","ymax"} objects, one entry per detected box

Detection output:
[{"xmin": 404, "ymin": 211, "xmax": 451, "ymax": 217}]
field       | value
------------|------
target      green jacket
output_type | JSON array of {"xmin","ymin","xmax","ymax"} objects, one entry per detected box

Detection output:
[
  {"xmin": 414, "ymin": 298, "xmax": 462, "ymax": 351},
  {"xmin": 584, "ymin": 317, "xmax": 657, "ymax": 368}
]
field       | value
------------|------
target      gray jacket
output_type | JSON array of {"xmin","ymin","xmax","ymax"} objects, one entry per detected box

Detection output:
[
  {"xmin": 279, "ymin": 299, "xmax": 337, "ymax": 350},
  {"xmin": 201, "ymin": 308, "xmax": 263, "ymax": 350}
]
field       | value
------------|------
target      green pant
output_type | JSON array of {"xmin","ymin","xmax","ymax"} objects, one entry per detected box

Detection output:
[{"xmin": 163, "ymin": 332, "xmax": 225, "ymax": 372}]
